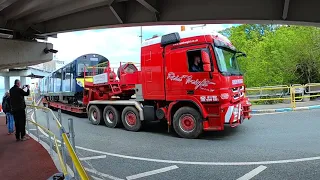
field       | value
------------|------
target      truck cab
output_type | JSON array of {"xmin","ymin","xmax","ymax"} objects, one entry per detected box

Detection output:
[{"xmin": 141, "ymin": 30, "xmax": 251, "ymax": 137}]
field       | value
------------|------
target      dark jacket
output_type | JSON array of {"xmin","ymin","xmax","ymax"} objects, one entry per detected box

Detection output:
[
  {"xmin": 9, "ymin": 85, "xmax": 30, "ymax": 112},
  {"xmin": 2, "ymin": 96, "xmax": 12, "ymax": 113}
]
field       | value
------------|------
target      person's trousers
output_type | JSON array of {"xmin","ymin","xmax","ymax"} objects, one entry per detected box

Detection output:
[
  {"xmin": 6, "ymin": 113, "xmax": 14, "ymax": 133},
  {"xmin": 13, "ymin": 110, "xmax": 26, "ymax": 140}
]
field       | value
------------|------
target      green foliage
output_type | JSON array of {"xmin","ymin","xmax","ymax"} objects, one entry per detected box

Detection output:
[{"xmin": 219, "ymin": 24, "xmax": 320, "ymax": 87}]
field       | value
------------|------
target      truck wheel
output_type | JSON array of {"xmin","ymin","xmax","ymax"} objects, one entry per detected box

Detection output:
[
  {"xmin": 103, "ymin": 105, "xmax": 121, "ymax": 128},
  {"xmin": 88, "ymin": 105, "xmax": 103, "ymax": 125},
  {"xmin": 121, "ymin": 106, "xmax": 141, "ymax": 132},
  {"xmin": 173, "ymin": 107, "xmax": 203, "ymax": 139}
]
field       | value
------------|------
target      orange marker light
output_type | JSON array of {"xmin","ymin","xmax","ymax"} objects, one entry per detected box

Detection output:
[{"xmin": 181, "ymin": 25, "xmax": 185, "ymax": 31}]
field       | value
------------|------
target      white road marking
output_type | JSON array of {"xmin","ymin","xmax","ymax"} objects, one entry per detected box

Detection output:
[
  {"xmin": 85, "ymin": 167, "xmax": 123, "ymax": 180},
  {"xmin": 31, "ymin": 108, "xmax": 320, "ymax": 166},
  {"xmin": 76, "ymin": 145, "xmax": 320, "ymax": 166},
  {"xmin": 92, "ymin": 176, "xmax": 105, "ymax": 180},
  {"xmin": 126, "ymin": 165, "xmax": 179, "ymax": 180},
  {"xmin": 236, "ymin": 165, "xmax": 267, "ymax": 180},
  {"xmin": 79, "ymin": 155, "xmax": 107, "ymax": 161},
  {"xmin": 29, "ymin": 129, "xmax": 37, "ymax": 131}
]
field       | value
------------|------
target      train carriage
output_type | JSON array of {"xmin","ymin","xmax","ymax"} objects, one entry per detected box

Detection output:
[{"xmin": 40, "ymin": 54, "xmax": 109, "ymax": 108}]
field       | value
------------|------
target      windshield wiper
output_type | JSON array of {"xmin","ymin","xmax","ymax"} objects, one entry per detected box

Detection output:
[{"xmin": 221, "ymin": 71, "xmax": 232, "ymax": 76}]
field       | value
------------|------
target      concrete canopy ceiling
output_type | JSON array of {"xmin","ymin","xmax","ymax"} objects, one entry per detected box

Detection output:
[{"xmin": 0, "ymin": 0, "xmax": 319, "ymax": 39}]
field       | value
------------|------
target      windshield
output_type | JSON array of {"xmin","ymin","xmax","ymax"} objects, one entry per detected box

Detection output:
[
  {"xmin": 78, "ymin": 62, "xmax": 90, "ymax": 76},
  {"xmin": 214, "ymin": 46, "xmax": 242, "ymax": 76}
]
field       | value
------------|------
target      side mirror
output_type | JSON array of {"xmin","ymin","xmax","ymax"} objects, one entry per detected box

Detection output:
[
  {"xmin": 201, "ymin": 50, "xmax": 212, "ymax": 72},
  {"xmin": 201, "ymin": 50, "xmax": 210, "ymax": 64}
]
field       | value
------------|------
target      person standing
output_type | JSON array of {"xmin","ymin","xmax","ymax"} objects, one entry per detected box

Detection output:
[
  {"xmin": 2, "ymin": 92, "xmax": 15, "ymax": 134},
  {"xmin": 10, "ymin": 79, "xmax": 30, "ymax": 141}
]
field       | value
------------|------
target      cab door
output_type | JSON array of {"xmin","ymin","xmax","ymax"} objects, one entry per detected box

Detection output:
[{"xmin": 166, "ymin": 44, "xmax": 217, "ymax": 101}]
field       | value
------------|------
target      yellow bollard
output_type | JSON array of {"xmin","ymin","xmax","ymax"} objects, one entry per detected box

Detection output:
[
  {"xmin": 293, "ymin": 87, "xmax": 296, "ymax": 108},
  {"xmin": 290, "ymin": 86, "xmax": 296, "ymax": 109},
  {"xmin": 290, "ymin": 86, "xmax": 293, "ymax": 109}
]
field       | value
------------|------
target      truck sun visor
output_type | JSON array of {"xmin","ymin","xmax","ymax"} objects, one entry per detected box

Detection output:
[
  {"xmin": 161, "ymin": 32, "xmax": 181, "ymax": 47},
  {"xmin": 214, "ymin": 39, "xmax": 236, "ymax": 51}
]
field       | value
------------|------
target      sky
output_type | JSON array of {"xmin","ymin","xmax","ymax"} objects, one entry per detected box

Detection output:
[
  {"xmin": 47, "ymin": 24, "xmax": 236, "ymax": 67},
  {"xmin": 0, "ymin": 24, "xmax": 237, "ymax": 92}
]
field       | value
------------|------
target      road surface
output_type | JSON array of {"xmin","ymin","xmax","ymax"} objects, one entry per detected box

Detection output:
[{"xmin": 28, "ymin": 108, "xmax": 320, "ymax": 180}]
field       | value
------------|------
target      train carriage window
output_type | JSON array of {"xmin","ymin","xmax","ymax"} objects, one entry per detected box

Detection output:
[
  {"xmin": 78, "ymin": 62, "xmax": 90, "ymax": 76},
  {"xmin": 55, "ymin": 69, "xmax": 62, "ymax": 79},
  {"xmin": 63, "ymin": 64, "xmax": 71, "ymax": 91},
  {"xmin": 62, "ymin": 68, "xmax": 66, "ymax": 80},
  {"xmin": 65, "ymin": 65, "xmax": 71, "ymax": 80},
  {"xmin": 71, "ymin": 63, "xmax": 75, "ymax": 75}
]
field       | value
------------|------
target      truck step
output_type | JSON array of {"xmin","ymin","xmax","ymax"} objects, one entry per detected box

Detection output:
[{"xmin": 207, "ymin": 113, "xmax": 219, "ymax": 117}]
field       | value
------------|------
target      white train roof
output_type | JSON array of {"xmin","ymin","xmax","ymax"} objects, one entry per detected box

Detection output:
[{"xmin": 141, "ymin": 30, "xmax": 231, "ymax": 47}]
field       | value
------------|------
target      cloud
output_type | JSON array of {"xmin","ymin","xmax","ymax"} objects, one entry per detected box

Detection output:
[{"xmin": 47, "ymin": 24, "xmax": 237, "ymax": 68}]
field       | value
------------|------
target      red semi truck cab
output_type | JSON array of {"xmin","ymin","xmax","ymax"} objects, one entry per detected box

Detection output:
[
  {"xmin": 85, "ymin": 30, "xmax": 251, "ymax": 139},
  {"xmin": 140, "ymin": 31, "xmax": 251, "ymax": 130}
]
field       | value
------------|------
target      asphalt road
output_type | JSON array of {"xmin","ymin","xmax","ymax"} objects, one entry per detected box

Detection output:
[{"xmin": 28, "ymin": 108, "xmax": 320, "ymax": 180}]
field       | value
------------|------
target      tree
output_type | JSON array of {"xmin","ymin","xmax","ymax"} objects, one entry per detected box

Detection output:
[{"xmin": 219, "ymin": 24, "xmax": 320, "ymax": 87}]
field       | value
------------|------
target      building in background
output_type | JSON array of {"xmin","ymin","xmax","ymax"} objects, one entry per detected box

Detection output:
[{"xmin": 31, "ymin": 54, "xmax": 65, "ymax": 72}]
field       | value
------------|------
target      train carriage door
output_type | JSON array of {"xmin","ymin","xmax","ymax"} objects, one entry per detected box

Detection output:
[
  {"xmin": 62, "ymin": 68, "xmax": 66, "ymax": 91},
  {"xmin": 53, "ymin": 72, "xmax": 57, "ymax": 92},
  {"xmin": 53, "ymin": 73, "xmax": 56, "ymax": 92},
  {"xmin": 59, "ymin": 69, "xmax": 63, "ymax": 92},
  {"xmin": 48, "ymin": 75, "xmax": 51, "ymax": 92},
  {"xmin": 65, "ymin": 64, "xmax": 71, "ymax": 92},
  {"xmin": 71, "ymin": 62, "xmax": 76, "ymax": 92},
  {"xmin": 44, "ymin": 77, "xmax": 48, "ymax": 93},
  {"xmin": 56, "ymin": 69, "xmax": 62, "ymax": 92}
]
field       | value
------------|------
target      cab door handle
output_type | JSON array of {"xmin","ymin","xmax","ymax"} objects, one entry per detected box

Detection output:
[{"xmin": 187, "ymin": 90, "xmax": 194, "ymax": 95}]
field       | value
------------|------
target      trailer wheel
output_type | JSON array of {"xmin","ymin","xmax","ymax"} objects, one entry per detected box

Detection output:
[
  {"xmin": 121, "ymin": 106, "xmax": 141, "ymax": 132},
  {"xmin": 173, "ymin": 107, "xmax": 203, "ymax": 139},
  {"xmin": 88, "ymin": 105, "xmax": 103, "ymax": 125},
  {"xmin": 103, "ymin": 106, "xmax": 121, "ymax": 128}
]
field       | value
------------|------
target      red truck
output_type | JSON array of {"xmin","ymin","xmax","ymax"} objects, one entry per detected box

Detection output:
[{"xmin": 83, "ymin": 30, "xmax": 251, "ymax": 138}]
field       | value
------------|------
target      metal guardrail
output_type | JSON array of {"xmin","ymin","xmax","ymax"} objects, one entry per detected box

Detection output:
[
  {"xmin": 26, "ymin": 101, "xmax": 89, "ymax": 180},
  {"xmin": 246, "ymin": 83, "xmax": 320, "ymax": 108}
]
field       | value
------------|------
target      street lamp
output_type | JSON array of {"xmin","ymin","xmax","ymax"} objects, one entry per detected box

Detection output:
[
  {"xmin": 190, "ymin": 24, "xmax": 207, "ymax": 30},
  {"xmin": 138, "ymin": 26, "xmax": 143, "ymax": 45}
]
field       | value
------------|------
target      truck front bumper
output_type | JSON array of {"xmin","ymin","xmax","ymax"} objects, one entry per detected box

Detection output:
[
  {"xmin": 202, "ymin": 97, "xmax": 252, "ymax": 131},
  {"xmin": 223, "ymin": 97, "xmax": 252, "ymax": 127}
]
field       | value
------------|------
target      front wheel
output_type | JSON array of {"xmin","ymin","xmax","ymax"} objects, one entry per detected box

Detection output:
[
  {"xmin": 88, "ymin": 105, "xmax": 103, "ymax": 125},
  {"xmin": 121, "ymin": 106, "xmax": 142, "ymax": 132},
  {"xmin": 173, "ymin": 107, "xmax": 203, "ymax": 139}
]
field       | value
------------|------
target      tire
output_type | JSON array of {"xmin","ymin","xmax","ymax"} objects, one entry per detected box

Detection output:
[
  {"xmin": 173, "ymin": 107, "xmax": 203, "ymax": 139},
  {"xmin": 103, "ymin": 105, "xmax": 121, "ymax": 128},
  {"xmin": 88, "ymin": 105, "xmax": 103, "ymax": 125},
  {"xmin": 121, "ymin": 106, "xmax": 142, "ymax": 132}
]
